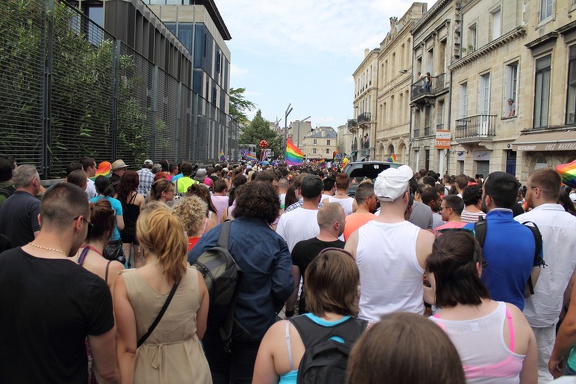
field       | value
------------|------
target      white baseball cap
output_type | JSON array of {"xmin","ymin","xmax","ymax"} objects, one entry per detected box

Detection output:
[{"xmin": 374, "ymin": 165, "xmax": 414, "ymax": 201}]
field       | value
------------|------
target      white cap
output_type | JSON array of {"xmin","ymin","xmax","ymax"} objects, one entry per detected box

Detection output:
[{"xmin": 374, "ymin": 165, "xmax": 414, "ymax": 201}]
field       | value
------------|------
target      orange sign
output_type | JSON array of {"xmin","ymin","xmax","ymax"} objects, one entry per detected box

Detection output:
[{"xmin": 436, "ymin": 129, "xmax": 451, "ymax": 149}]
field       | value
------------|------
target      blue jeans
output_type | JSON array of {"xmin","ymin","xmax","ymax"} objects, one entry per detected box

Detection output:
[{"xmin": 203, "ymin": 329, "xmax": 261, "ymax": 384}]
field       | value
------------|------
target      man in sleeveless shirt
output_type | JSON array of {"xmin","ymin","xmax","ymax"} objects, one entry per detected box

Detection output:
[{"xmin": 345, "ymin": 165, "xmax": 434, "ymax": 323}]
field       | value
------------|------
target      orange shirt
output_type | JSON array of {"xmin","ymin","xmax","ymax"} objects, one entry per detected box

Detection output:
[{"xmin": 343, "ymin": 212, "xmax": 377, "ymax": 241}]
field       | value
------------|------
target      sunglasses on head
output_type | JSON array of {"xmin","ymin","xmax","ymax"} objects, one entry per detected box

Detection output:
[{"xmin": 435, "ymin": 228, "xmax": 487, "ymax": 268}]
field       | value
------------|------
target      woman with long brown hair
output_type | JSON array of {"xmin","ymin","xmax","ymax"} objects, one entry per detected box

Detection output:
[
  {"xmin": 148, "ymin": 178, "xmax": 175, "ymax": 205},
  {"xmin": 114, "ymin": 205, "xmax": 210, "ymax": 383},
  {"xmin": 115, "ymin": 170, "xmax": 145, "ymax": 267}
]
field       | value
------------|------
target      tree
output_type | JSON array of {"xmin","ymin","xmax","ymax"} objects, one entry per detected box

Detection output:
[
  {"xmin": 229, "ymin": 87, "xmax": 256, "ymax": 125},
  {"xmin": 239, "ymin": 110, "xmax": 283, "ymax": 158}
]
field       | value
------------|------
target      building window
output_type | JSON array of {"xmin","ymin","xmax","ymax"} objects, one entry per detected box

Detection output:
[
  {"xmin": 478, "ymin": 73, "xmax": 491, "ymax": 116},
  {"xmin": 327, "ymin": 139, "xmax": 330, "ymax": 145},
  {"xmin": 313, "ymin": 139, "xmax": 317, "ymax": 144},
  {"xmin": 468, "ymin": 24, "xmax": 477, "ymax": 51},
  {"xmin": 313, "ymin": 148, "xmax": 317, "ymax": 154},
  {"xmin": 326, "ymin": 148, "xmax": 330, "ymax": 154},
  {"xmin": 491, "ymin": 8, "xmax": 501, "ymax": 40},
  {"xmin": 505, "ymin": 63, "xmax": 518, "ymax": 117},
  {"xmin": 540, "ymin": 0, "xmax": 554, "ymax": 21},
  {"xmin": 534, "ymin": 55, "xmax": 551, "ymax": 128},
  {"xmin": 459, "ymin": 82, "xmax": 468, "ymax": 118},
  {"xmin": 567, "ymin": 46, "xmax": 576, "ymax": 124}
]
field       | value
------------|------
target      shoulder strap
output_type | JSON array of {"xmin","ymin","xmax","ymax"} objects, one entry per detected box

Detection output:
[
  {"xmin": 217, "ymin": 220, "xmax": 232, "ymax": 249},
  {"xmin": 137, "ymin": 279, "xmax": 180, "ymax": 348},
  {"xmin": 521, "ymin": 221, "xmax": 544, "ymax": 267},
  {"xmin": 473, "ymin": 216, "xmax": 487, "ymax": 248},
  {"xmin": 290, "ymin": 316, "xmax": 366, "ymax": 349},
  {"xmin": 104, "ymin": 260, "xmax": 112, "ymax": 284},
  {"xmin": 129, "ymin": 193, "xmax": 137, "ymax": 204},
  {"xmin": 77, "ymin": 246, "xmax": 90, "ymax": 266}
]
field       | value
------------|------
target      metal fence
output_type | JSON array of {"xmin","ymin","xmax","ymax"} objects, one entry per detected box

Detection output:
[{"xmin": 0, "ymin": 0, "xmax": 238, "ymax": 179}]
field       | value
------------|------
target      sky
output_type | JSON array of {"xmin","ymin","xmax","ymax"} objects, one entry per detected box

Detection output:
[{"xmin": 216, "ymin": 0, "xmax": 437, "ymax": 130}]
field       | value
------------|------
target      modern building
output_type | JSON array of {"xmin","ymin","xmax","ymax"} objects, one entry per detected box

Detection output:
[
  {"xmin": 351, "ymin": 49, "xmax": 380, "ymax": 161},
  {"xmin": 72, "ymin": 0, "xmax": 235, "ymax": 162},
  {"xmin": 410, "ymin": 0, "xmax": 461, "ymax": 175},
  {"xmin": 376, "ymin": 4, "xmax": 427, "ymax": 165},
  {"xmin": 301, "ymin": 127, "xmax": 339, "ymax": 160}
]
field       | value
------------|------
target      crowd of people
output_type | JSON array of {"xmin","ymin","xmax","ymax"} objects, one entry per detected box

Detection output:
[{"xmin": 1, "ymin": 153, "xmax": 576, "ymax": 383}]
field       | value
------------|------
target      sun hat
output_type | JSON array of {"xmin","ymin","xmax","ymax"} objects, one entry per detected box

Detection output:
[
  {"xmin": 374, "ymin": 165, "xmax": 414, "ymax": 201},
  {"xmin": 194, "ymin": 168, "xmax": 207, "ymax": 182},
  {"xmin": 111, "ymin": 159, "xmax": 129, "ymax": 171}
]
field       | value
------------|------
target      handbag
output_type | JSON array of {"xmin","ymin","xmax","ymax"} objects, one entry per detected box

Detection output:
[
  {"xmin": 137, "ymin": 280, "xmax": 180, "ymax": 348},
  {"xmin": 103, "ymin": 239, "xmax": 125, "ymax": 264}
]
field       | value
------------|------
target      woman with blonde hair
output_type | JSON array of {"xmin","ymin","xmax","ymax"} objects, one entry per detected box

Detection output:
[
  {"xmin": 114, "ymin": 206, "xmax": 211, "ymax": 383},
  {"xmin": 253, "ymin": 248, "xmax": 366, "ymax": 384},
  {"xmin": 172, "ymin": 195, "xmax": 209, "ymax": 251},
  {"xmin": 148, "ymin": 178, "xmax": 175, "ymax": 205}
]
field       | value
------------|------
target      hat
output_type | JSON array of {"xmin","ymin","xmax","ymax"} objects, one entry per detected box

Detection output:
[
  {"xmin": 374, "ymin": 165, "xmax": 414, "ymax": 201},
  {"xmin": 143, "ymin": 159, "xmax": 153, "ymax": 166},
  {"xmin": 194, "ymin": 168, "xmax": 207, "ymax": 182},
  {"xmin": 111, "ymin": 159, "xmax": 129, "ymax": 171},
  {"xmin": 222, "ymin": 168, "xmax": 229, "ymax": 173},
  {"xmin": 570, "ymin": 193, "xmax": 576, "ymax": 203},
  {"xmin": 95, "ymin": 161, "xmax": 111, "ymax": 177}
]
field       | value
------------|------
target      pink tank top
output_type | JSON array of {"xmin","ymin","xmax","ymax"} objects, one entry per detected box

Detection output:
[{"xmin": 431, "ymin": 302, "xmax": 525, "ymax": 383}]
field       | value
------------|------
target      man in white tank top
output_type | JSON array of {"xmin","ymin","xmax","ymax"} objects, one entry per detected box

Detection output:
[{"xmin": 345, "ymin": 165, "xmax": 434, "ymax": 323}]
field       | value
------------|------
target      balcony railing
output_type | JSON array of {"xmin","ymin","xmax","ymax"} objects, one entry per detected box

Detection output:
[
  {"xmin": 424, "ymin": 126, "xmax": 431, "ymax": 136},
  {"xmin": 410, "ymin": 73, "xmax": 447, "ymax": 101},
  {"xmin": 436, "ymin": 123, "xmax": 444, "ymax": 130},
  {"xmin": 357, "ymin": 112, "xmax": 372, "ymax": 124},
  {"xmin": 455, "ymin": 114, "xmax": 497, "ymax": 140},
  {"xmin": 347, "ymin": 119, "xmax": 357, "ymax": 128}
]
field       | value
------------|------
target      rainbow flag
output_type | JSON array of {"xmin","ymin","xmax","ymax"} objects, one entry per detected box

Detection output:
[
  {"xmin": 387, "ymin": 154, "xmax": 397, "ymax": 163},
  {"xmin": 286, "ymin": 137, "xmax": 304, "ymax": 166},
  {"xmin": 219, "ymin": 149, "xmax": 226, "ymax": 162},
  {"xmin": 318, "ymin": 158, "xmax": 326, "ymax": 168},
  {"xmin": 556, "ymin": 160, "xmax": 576, "ymax": 187},
  {"xmin": 245, "ymin": 152, "xmax": 258, "ymax": 162}
]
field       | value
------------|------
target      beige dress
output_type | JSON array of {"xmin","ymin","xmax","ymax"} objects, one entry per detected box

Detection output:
[{"xmin": 122, "ymin": 266, "xmax": 212, "ymax": 384}]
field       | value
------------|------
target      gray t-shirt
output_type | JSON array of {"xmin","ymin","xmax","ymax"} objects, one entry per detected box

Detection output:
[{"xmin": 409, "ymin": 201, "xmax": 433, "ymax": 230}]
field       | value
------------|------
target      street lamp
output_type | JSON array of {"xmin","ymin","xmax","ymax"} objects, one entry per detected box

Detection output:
[
  {"xmin": 284, "ymin": 103, "xmax": 293, "ymax": 154},
  {"xmin": 295, "ymin": 115, "xmax": 311, "ymax": 148}
]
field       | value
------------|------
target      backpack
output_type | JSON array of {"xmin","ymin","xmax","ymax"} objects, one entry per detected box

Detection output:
[
  {"xmin": 0, "ymin": 185, "xmax": 15, "ymax": 209},
  {"xmin": 290, "ymin": 315, "xmax": 368, "ymax": 384},
  {"xmin": 474, "ymin": 217, "xmax": 545, "ymax": 295},
  {"xmin": 193, "ymin": 221, "xmax": 243, "ymax": 345}
]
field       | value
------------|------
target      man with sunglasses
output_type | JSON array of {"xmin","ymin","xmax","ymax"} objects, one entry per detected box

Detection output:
[
  {"xmin": 0, "ymin": 183, "xmax": 119, "ymax": 383},
  {"xmin": 464, "ymin": 171, "xmax": 537, "ymax": 312},
  {"xmin": 345, "ymin": 165, "xmax": 435, "ymax": 323}
]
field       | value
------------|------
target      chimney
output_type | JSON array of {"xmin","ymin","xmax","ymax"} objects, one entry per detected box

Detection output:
[{"xmin": 364, "ymin": 48, "xmax": 369, "ymax": 58}]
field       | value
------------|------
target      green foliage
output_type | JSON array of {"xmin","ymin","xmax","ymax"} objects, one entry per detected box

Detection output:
[
  {"xmin": 229, "ymin": 87, "xmax": 256, "ymax": 125},
  {"xmin": 239, "ymin": 110, "xmax": 283, "ymax": 158}
]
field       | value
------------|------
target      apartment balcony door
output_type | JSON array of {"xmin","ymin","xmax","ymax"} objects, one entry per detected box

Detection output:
[{"xmin": 478, "ymin": 73, "xmax": 490, "ymax": 136}]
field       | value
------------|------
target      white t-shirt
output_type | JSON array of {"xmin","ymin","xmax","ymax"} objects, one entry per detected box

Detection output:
[
  {"xmin": 276, "ymin": 208, "xmax": 319, "ymax": 252},
  {"xmin": 86, "ymin": 178, "xmax": 97, "ymax": 199},
  {"xmin": 324, "ymin": 195, "xmax": 355, "ymax": 215}
]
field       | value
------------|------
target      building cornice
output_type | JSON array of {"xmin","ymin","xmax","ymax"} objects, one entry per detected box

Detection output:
[
  {"xmin": 449, "ymin": 26, "xmax": 525, "ymax": 71},
  {"xmin": 525, "ymin": 31, "xmax": 558, "ymax": 50},
  {"xmin": 412, "ymin": 0, "xmax": 453, "ymax": 34},
  {"xmin": 191, "ymin": 0, "xmax": 232, "ymax": 40}
]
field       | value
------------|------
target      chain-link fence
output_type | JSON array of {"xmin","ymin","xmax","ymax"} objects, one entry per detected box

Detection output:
[{"xmin": 0, "ymin": 0, "xmax": 239, "ymax": 179}]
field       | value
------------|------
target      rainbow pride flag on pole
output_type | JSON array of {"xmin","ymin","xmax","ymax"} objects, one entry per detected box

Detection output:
[
  {"xmin": 219, "ymin": 149, "xmax": 226, "ymax": 162},
  {"xmin": 245, "ymin": 152, "xmax": 258, "ymax": 162},
  {"xmin": 387, "ymin": 154, "xmax": 397, "ymax": 163},
  {"xmin": 286, "ymin": 137, "xmax": 304, "ymax": 166},
  {"xmin": 556, "ymin": 160, "xmax": 576, "ymax": 187}
]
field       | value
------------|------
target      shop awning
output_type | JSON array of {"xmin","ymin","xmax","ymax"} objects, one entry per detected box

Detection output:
[{"xmin": 511, "ymin": 130, "xmax": 576, "ymax": 151}]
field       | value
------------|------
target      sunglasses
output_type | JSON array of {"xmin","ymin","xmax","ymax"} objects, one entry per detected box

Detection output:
[{"xmin": 435, "ymin": 228, "xmax": 487, "ymax": 268}]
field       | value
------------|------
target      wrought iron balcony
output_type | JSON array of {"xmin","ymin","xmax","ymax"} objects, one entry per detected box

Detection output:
[
  {"xmin": 357, "ymin": 112, "xmax": 372, "ymax": 125},
  {"xmin": 348, "ymin": 119, "xmax": 358, "ymax": 133},
  {"xmin": 411, "ymin": 73, "xmax": 447, "ymax": 102},
  {"xmin": 455, "ymin": 114, "xmax": 497, "ymax": 140}
]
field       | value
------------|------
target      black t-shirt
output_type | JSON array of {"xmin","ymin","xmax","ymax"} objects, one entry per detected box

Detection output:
[
  {"xmin": 0, "ymin": 248, "xmax": 114, "ymax": 383},
  {"xmin": 291, "ymin": 237, "xmax": 345, "ymax": 313}
]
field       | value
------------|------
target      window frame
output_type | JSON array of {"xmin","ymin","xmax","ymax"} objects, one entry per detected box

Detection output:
[{"xmin": 534, "ymin": 55, "xmax": 552, "ymax": 129}]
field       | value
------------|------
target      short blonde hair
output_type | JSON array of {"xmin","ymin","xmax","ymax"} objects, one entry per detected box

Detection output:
[
  {"xmin": 136, "ymin": 207, "xmax": 187, "ymax": 283},
  {"xmin": 172, "ymin": 195, "xmax": 208, "ymax": 237}
]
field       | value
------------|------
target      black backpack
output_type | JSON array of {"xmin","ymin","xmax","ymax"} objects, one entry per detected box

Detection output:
[
  {"xmin": 474, "ymin": 217, "xmax": 545, "ymax": 295},
  {"xmin": 290, "ymin": 315, "xmax": 367, "ymax": 384},
  {"xmin": 0, "ymin": 185, "xmax": 15, "ymax": 209},
  {"xmin": 193, "ymin": 221, "xmax": 243, "ymax": 345}
]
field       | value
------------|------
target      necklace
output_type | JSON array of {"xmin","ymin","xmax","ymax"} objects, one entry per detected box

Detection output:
[{"xmin": 29, "ymin": 242, "xmax": 68, "ymax": 256}]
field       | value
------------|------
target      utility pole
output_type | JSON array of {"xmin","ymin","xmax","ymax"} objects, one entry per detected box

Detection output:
[{"xmin": 284, "ymin": 103, "xmax": 293, "ymax": 154}]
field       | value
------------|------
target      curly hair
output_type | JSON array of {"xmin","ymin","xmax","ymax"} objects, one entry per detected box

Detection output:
[
  {"xmin": 186, "ymin": 183, "xmax": 217, "ymax": 215},
  {"xmin": 172, "ymin": 195, "xmax": 208, "ymax": 237},
  {"xmin": 233, "ymin": 181, "xmax": 280, "ymax": 224},
  {"xmin": 462, "ymin": 184, "xmax": 482, "ymax": 207}
]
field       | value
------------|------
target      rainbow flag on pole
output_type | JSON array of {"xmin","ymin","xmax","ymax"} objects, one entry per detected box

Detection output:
[
  {"xmin": 286, "ymin": 137, "xmax": 304, "ymax": 166},
  {"xmin": 387, "ymin": 154, "xmax": 397, "ymax": 163},
  {"xmin": 245, "ymin": 152, "xmax": 258, "ymax": 162},
  {"xmin": 219, "ymin": 149, "xmax": 226, "ymax": 162},
  {"xmin": 557, "ymin": 160, "xmax": 576, "ymax": 187}
]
